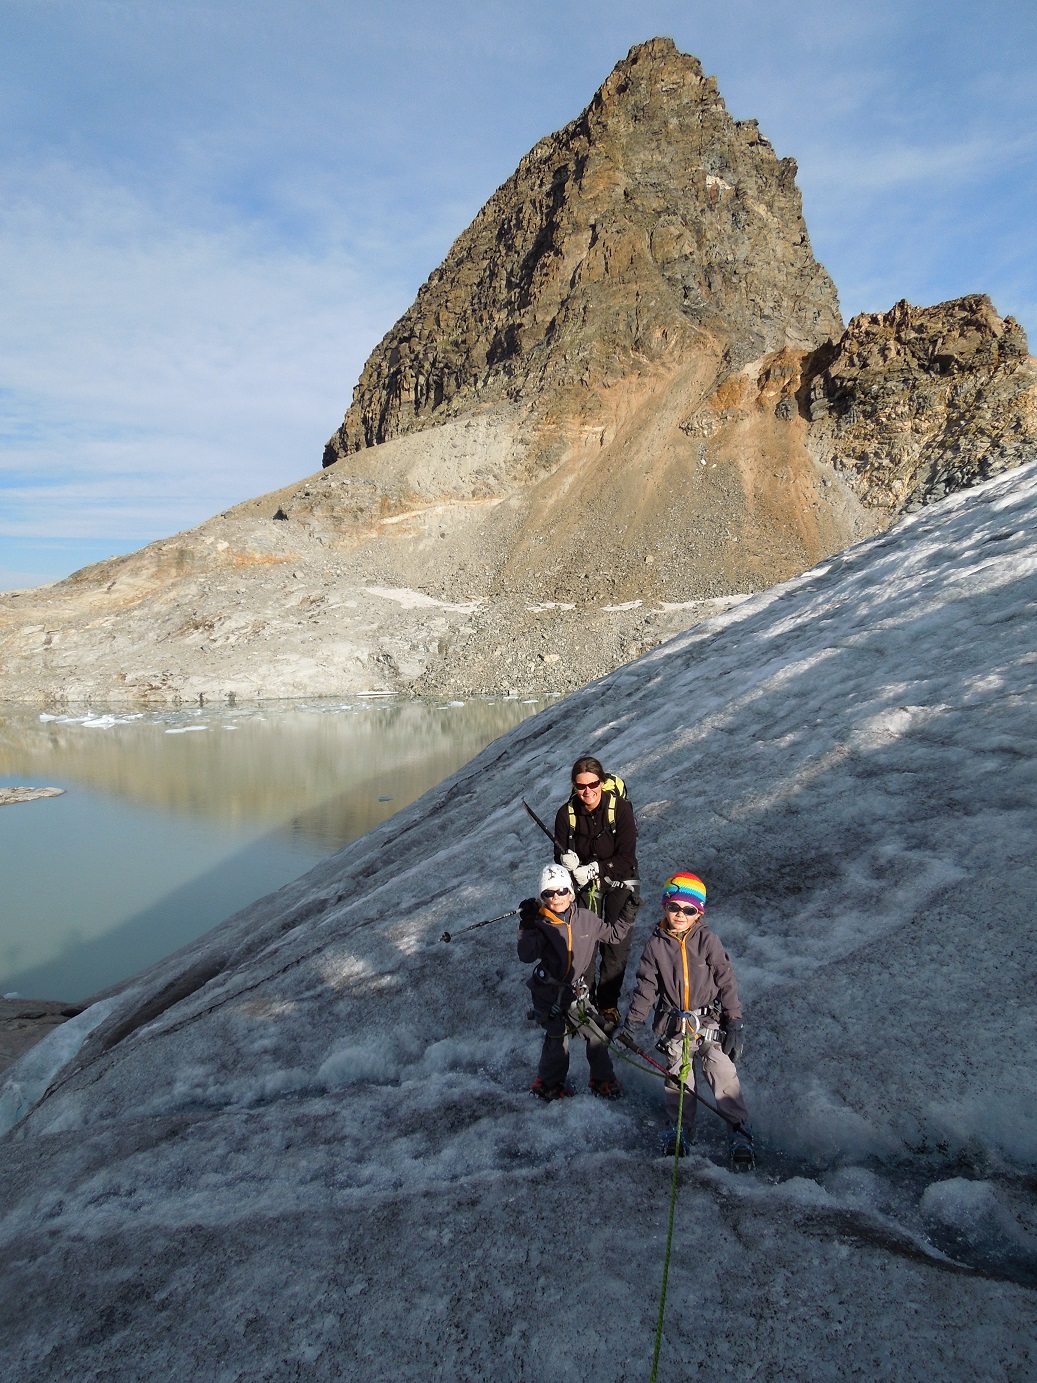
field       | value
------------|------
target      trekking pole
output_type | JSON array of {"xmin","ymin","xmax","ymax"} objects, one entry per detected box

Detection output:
[
  {"xmin": 440, "ymin": 909, "xmax": 518, "ymax": 943},
  {"xmin": 611, "ymin": 1029, "xmax": 742, "ymax": 1131}
]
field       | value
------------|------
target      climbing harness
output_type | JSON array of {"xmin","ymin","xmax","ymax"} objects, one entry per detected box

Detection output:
[{"xmin": 567, "ymin": 993, "xmax": 741, "ymax": 1131}]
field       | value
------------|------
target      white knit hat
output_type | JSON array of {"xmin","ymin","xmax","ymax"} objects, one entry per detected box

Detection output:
[{"xmin": 539, "ymin": 863, "xmax": 574, "ymax": 897}]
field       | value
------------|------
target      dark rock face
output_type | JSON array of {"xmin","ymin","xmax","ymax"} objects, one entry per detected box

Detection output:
[
  {"xmin": 804, "ymin": 296, "xmax": 1037, "ymax": 515},
  {"xmin": 324, "ymin": 37, "xmax": 843, "ymax": 464}
]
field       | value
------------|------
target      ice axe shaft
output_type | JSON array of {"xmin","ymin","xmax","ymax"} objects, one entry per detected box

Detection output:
[
  {"xmin": 440, "ymin": 909, "xmax": 518, "ymax": 943},
  {"xmin": 522, "ymin": 799, "xmax": 566, "ymax": 855}
]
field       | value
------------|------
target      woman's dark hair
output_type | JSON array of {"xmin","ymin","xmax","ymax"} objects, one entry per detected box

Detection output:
[{"xmin": 571, "ymin": 755, "xmax": 605, "ymax": 783}]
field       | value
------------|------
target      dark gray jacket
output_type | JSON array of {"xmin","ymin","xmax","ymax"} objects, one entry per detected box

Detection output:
[
  {"xmin": 626, "ymin": 919, "xmax": 742, "ymax": 1037},
  {"xmin": 518, "ymin": 903, "xmax": 631, "ymax": 1007}
]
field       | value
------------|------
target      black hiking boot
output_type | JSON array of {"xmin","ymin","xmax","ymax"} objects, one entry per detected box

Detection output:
[{"xmin": 728, "ymin": 1126, "xmax": 755, "ymax": 1172}]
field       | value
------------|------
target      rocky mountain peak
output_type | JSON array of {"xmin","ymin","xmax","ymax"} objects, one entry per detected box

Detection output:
[
  {"xmin": 3, "ymin": 45, "xmax": 1034, "ymax": 710},
  {"xmin": 323, "ymin": 37, "xmax": 843, "ymax": 463}
]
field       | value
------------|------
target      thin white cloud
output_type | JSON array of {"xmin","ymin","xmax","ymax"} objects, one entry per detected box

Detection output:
[
  {"xmin": 0, "ymin": 161, "xmax": 412, "ymax": 546},
  {"xmin": 805, "ymin": 132, "xmax": 1037, "ymax": 198}
]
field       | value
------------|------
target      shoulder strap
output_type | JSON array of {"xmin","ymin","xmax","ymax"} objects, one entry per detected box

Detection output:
[{"xmin": 568, "ymin": 775, "xmax": 626, "ymax": 835}]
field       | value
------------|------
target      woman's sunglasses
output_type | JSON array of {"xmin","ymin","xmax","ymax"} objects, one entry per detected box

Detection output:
[
  {"xmin": 542, "ymin": 887, "xmax": 572, "ymax": 899},
  {"xmin": 573, "ymin": 780, "xmax": 601, "ymax": 793}
]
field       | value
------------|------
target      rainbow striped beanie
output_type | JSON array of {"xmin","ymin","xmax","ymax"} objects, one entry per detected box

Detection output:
[{"xmin": 661, "ymin": 872, "xmax": 706, "ymax": 913}]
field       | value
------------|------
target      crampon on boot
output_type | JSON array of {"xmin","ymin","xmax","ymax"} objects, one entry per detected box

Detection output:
[
  {"xmin": 728, "ymin": 1126, "xmax": 755, "ymax": 1172},
  {"xmin": 589, "ymin": 1077, "xmax": 623, "ymax": 1101},
  {"xmin": 530, "ymin": 1078, "xmax": 575, "ymax": 1102},
  {"xmin": 662, "ymin": 1123, "xmax": 691, "ymax": 1157}
]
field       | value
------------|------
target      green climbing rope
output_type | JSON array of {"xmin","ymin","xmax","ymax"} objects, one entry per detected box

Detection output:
[{"xmin": 649, "ymin": 1031, "xmax": 691, "ymax": 1383}]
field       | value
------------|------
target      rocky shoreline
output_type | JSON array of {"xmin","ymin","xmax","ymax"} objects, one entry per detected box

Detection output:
[{"xmin": 0, "ymin": 998, "xmax": 82, "ymax": 1074}]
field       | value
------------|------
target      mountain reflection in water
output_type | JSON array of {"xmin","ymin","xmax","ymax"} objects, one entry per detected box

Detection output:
[{"xmin": 0, "ymin": 697, "xmax": 542, "ymax": 1002}]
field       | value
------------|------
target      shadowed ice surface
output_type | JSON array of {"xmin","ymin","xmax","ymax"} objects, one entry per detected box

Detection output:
[{"xmin": 2, "ymin": 464, "xmax": 1037, "ymax": 1381}]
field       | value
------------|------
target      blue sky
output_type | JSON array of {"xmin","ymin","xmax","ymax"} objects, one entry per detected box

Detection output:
[{"xmin": 2, "ymin": 0, "xmax": 1035, "ymax": 589}]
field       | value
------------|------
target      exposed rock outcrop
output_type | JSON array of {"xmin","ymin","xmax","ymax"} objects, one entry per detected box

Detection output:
[
  {"xmin": 805, "ymin": 295, "xmax": 1037, "ymax": 514},
  {"xmin": 0, "ymin": 998, "xmax": 81, "ymax": 1073}
]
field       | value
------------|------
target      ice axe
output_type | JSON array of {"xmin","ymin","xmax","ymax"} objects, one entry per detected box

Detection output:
[
  {"xmin": 521, "ymin": 799, "xmax": 599, "ymax": 908},
  {"xmin": 521, "ymin": 799, "xmax": 567, "ymax": 854},
  {"xmin": 440, "ymin": 909, "xmax": 518, "ymax": 943}
]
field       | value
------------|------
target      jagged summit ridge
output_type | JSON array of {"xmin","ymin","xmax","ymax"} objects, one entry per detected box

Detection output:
[{"xmin": 324, "ymin": 37, "xmax": 842, "ymax": 463}]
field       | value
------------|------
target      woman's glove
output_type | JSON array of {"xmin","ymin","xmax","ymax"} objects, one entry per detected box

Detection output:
[
  {"xmin": 572, "ymin": 861, "xmax": 599, "ymax": 887},
  {"xmin": 560, "ymin": 851, "xmax": 580, "ymax": 871}
]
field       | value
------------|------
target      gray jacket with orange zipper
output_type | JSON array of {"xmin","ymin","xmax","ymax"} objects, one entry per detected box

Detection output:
[
  {"xmin": 518, "ymin": 902, "xmax": 632, "ymax": 1009},
  {"xmin": 625, "ymin": 918, "xmax": 742, "ymax": 1038}
]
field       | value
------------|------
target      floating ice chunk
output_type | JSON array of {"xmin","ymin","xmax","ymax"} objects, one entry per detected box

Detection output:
[{"xmin": 165, "ymin": 726, "xmax": 208, "ymax": 734}]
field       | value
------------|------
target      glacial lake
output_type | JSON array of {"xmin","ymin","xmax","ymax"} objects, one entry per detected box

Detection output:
[{"xmin": 0, "ymin": 696, "xmax": 544, "ymax": 1003}]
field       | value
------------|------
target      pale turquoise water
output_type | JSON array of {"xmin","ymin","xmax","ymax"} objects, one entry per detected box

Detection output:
[{"xmin": 0, "ymin": 697, "xmax": 543, "ymax": 1002}]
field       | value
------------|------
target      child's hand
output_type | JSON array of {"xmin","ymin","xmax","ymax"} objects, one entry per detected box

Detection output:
[
  {"xmin": 518, "ymin": 898, "xmax": 540, "ymax": 927},
  {"xmin": 720, "ymin": 1018, "xmax": 745, "ymax": 1064}
]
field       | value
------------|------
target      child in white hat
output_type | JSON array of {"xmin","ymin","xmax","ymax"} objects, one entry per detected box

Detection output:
[{"xmin": 518, "ymin": 862, "xmax": 633, "ymax": 1100}]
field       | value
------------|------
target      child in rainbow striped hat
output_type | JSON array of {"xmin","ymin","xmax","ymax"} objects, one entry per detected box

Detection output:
[{"xmin": 619, "ymin": 871, "xmax": 753, "ymax": 1166}]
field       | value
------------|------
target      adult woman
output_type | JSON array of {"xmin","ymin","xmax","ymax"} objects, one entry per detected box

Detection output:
[{"xmin": 553, "ymin": 755, "xmax": 640, "ymax": 1025}]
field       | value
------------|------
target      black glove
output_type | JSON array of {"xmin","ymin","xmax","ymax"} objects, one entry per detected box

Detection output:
[
  {"xmin": 720, "ymin": 1017, "xmax": 744, "ymax": 1064},
  {"xmin": 518, "ymin": 897, "xmax": 540, "ymax": 927}
]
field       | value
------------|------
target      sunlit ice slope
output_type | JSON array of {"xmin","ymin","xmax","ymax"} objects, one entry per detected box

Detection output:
[{"xmin": 2, "ymin": 461, "xmax": 1037, "ymax": 1380}]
